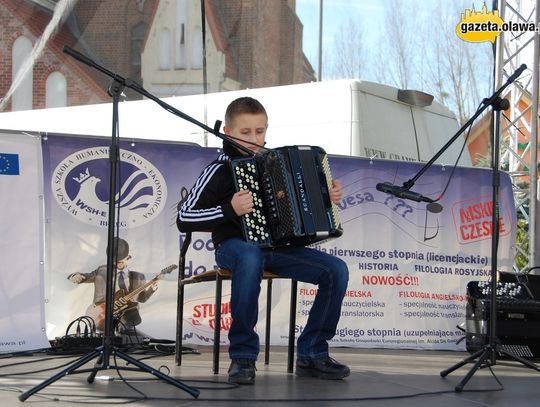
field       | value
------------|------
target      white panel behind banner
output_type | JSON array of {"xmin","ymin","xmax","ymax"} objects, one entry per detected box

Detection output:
[{"xmin": 0, "ymin": 131, "xmax": 49, "ymax": 352}]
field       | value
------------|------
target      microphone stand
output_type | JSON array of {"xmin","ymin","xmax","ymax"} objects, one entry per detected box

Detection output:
[
  {"xmin": 19, "ymin": 52, "xmax": 200, "ymax": 401},
  {"xmin": 377, "ymin": 64, "xmax": 528, "ymax": 199},
  {"xmin": 61, "ymin": 47, "xmax": 254, "ymax": 157},
  {"xmin": 437, "ymin": 66, "xmax": 540, "ymax": 391}
]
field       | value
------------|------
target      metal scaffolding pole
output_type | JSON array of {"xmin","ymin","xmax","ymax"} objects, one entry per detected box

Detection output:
[
  {"xmin": 531, "ymin": 2, "xmax": 540, "ymax": 269},
  {"xmin": 498, "ymin": 0, "xmax": 539, "ymax": 272}
]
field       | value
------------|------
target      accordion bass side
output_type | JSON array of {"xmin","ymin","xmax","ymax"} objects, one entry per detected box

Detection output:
[{"xmin": 231, "ymin": 145, "xmax": 343, "ymax": 248}]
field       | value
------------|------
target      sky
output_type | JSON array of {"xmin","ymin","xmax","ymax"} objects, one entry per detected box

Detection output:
[
  {"xmin": 296, "ymin": 0, "xmax": 386, "ymax": 72},
  {"xmin": 295, "ymin": 0, "xmax": 494, "ymax": 80}
]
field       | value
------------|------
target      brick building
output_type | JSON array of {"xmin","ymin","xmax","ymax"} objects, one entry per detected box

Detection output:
[
  {"xmin": 0, "ymin": 0, "xmax": 315, "ymax": 112},
  {"xmin": 0, "ymin": 0, "xmax": 110, "ymax": 111},
  {"xmin": 210, "ymin": 0, "xmax": 313, "ymax": 88}
]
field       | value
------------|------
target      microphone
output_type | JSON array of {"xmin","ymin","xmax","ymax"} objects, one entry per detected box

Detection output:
[
  {"xmin": 213, "ymin": 120, "xmax": 271, "ymax": 156},
  {"xmin": 483, "ymin": 64, "xmax": 527, "ymax": 107},
  {"xmin": 505, "ymin": 63, "xmax": 527, "ymax": 85},
  {"xmin": 376, "ymin": 181, "xmax": 434, "ymax": 203},
  {"xmin": 213, "ymin": 120, "xmax": 222, "ymax": 134}
]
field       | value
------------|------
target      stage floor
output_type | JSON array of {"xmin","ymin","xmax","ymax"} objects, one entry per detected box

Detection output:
[{"xmin": 1, "ymin": 345, "xmax": 539, "ymax": 406}]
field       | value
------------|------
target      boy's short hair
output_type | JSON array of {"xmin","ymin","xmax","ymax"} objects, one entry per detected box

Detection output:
[{"xmin": 225, "ymin": 97, "xmax": 267, "ymax": 126}]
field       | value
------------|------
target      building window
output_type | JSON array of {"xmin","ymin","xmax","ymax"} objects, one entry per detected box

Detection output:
[
  {"xmin": 12, "ymin": 36, "xmax": 33, "ymax": 111},
  {"xmin": 191, "ymin": 25, "xmax": 203, "ymax": 70},
  {"xmin": 131, "ymin": 22, "xmax": 147, "ymax": 80},
  {"xmin": 159, "ymin": 28, "xmax": 172, "ymax": 70},
  {"xmin": 46, "ymin": 71, "xmax": 67, "ymax": 108},
  {"xmin": 175, "ymin": 0, "xmax": 187, "ymax": 69}
]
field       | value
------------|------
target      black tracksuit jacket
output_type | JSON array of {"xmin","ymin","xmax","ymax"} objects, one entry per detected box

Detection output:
[{"xmin": 177, "ymin": 143, "xmax": 244, "ymax": 247}]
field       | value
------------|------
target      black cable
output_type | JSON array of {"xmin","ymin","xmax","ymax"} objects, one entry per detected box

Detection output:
[
  {"xmin": 2, "ymin": 357, "xmax": 506, "ymax": 399},
  {"xmin": 64, "ymin": 318, "xmax": 80, "ymax": 337},
  {"xmin": 501, "ymin": 111, "xmax": 529, "ymax": 142},
  {"xmin": 0, "ymin": 351, "xmax": 509, "ymax": 403},
  {"xmin": 510, "ymin": 271, "xmax": 535, "ymax": 300},
  {"xmin": 0, "ymin": 385, "xmax": 505, "ymax": 404},
  {"xmin": 78, "ymin": 316, "xmax": 96, "ymax": 335},
  {"xmin": 432, "ymin": 101, "xmax": 484, "ymax": 203},
  {"xmin": 0, "ymin": 358, "xmax": 81, "ymax": 377},
  {"xmin": 64, "ymin": 316, "xmax": 96, "ymax": 338},
  {"xmin": 111, "ymin": 352, "xmax": 148, "ymax": 401},
  {"xmin": 0, "ymin": 348, "xmax": 50, "ymax": 359},
  {"xmin": 0, "ymin": 354, "xmax": 78, "ymax": 369},
  {"xmin": 0, "ymin": 387, "xmax": 146, "ymax": 404},
  {"xmin": 104, "ymin": 377, "xmax": 239, "ymax": 390},
  {"xmin": 488, "ymin": 364, "xmax": 505, "ymax": 389}
]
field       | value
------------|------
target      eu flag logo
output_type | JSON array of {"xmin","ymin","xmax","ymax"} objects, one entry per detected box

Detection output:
[{"xmin": 0, "ymin": 153, "xmax": 20, "ymax": 175}]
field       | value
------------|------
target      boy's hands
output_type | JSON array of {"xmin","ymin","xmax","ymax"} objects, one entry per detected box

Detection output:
[
  {"xmin": 231, "ymin": 189, "xmax": 254, "ymax": 216},
  {"xmin": 330, "ymin": 179, "xmax": 342, "ymax": 204}
]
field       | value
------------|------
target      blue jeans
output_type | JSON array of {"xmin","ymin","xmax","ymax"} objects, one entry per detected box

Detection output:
[{"xmin": 215, "ymin": 237, "xmax": 349, "ymax": 361}]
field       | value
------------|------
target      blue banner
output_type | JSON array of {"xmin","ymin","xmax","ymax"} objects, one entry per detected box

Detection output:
[
  {"xmin": 41, "ymin": 134, "xmax": 516, "ymax": 350},
  {"xmin": 0, "ymin": 152, "xmax": 20, "ymax": 175}
]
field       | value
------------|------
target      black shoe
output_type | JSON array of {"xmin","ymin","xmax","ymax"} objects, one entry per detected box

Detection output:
[
  {"xmin": 295, "ymin": 356, "xmax": 350, "ymax": 380},
  {"xmin": 228, "ymin": 359, "xmax": 256, "ymax": 385}
]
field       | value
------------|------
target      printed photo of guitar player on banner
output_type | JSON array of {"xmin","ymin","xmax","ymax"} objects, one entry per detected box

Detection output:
[{"xmin": 67, "ymin": 237, "xmax": 177, "ymax": 338}]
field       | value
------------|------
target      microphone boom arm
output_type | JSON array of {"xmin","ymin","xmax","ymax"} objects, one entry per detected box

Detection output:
[
  {"xmin": 62, "ymin": 45, "xmax": 255, "ymax": 156},
  {"xmin": 397, "ymin": 64, "xmax": 527, "ymax": 191}
]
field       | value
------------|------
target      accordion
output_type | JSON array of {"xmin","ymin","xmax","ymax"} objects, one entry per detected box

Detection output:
[
  {"xmin": 465, "ymin": 276, "xmax": 540, "ymax": 358},
  {"xmin": 230, "ymin": 145, "xmax": 342, "ymax": 248}
]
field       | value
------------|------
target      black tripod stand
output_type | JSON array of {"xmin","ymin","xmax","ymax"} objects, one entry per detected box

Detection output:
[
  {"xmin": 19, "ymin": 60, "xmax": 199, "ymax": 402},
  {"xmin": 376, "ymin": 63, "xmax": 540, "ymax": 392},
  {"xmin": 439, "ymin": 70, "xmax": 540, "ymax": 391}
]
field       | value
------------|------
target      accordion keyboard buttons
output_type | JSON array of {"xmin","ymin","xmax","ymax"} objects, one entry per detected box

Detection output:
[
  {"xmin": 477, "ymin": 281, "xmax": 523, "ymax": 297},
  {"xmin": 232, "ymin": 160, "xmax": 271, "ymax": 245}
]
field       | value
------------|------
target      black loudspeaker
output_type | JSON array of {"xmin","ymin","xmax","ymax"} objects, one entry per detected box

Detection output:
[{"xmin": 466, "ymin": 272, "xmax": 540, "ymax": 359}]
